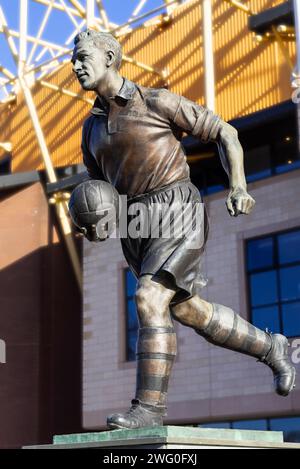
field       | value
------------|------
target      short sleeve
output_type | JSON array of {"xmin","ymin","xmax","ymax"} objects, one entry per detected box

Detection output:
[
  {"xmin": 153, "ymin": 89, "xmax": 221, "ymax": 142},
  {"xmin": 173, "ymin": 95, "xmax": 221, "ymax": 142},
  {"xmin": 81, "ymin": 118, "xmax": 104, "ymax": 180}
]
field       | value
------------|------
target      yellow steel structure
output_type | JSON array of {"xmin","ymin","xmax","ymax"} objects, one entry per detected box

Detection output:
[{"xmin": 0, "ymin": 0, "xmax": 296, "ymax": 173}]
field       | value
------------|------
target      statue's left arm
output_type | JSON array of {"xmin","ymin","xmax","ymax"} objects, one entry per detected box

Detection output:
[
  {"xmin": 214, "ymin": 122, "xmax": 255, "ymax": 217},
  {"xmin": 157, "ymin": 90, "xmax": 255, "ymax": 217}
]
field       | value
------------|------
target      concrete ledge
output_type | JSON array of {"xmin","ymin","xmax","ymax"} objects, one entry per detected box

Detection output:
[{"xmin": 22, "ymin": 426, "xmax": 300, "ymax": 449}]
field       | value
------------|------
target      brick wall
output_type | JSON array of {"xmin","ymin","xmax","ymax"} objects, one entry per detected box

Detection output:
[
  {"xmin": 0, "ymin": 183, "xmax": 82, "ymax": 447},
  {"xmin": 83, "ymin": 169, "xmax": 300, "ymax": 428}
]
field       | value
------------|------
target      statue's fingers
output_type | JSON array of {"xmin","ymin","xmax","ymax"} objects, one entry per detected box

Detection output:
[
  {"xmin": 235, "ymin": 198, "xmax": 243, "ymax": 213},
  {"xmin": 240, "ymin": 198, "xmax": 249, "ymax": 213},
  {"xmin": 226, "ymin": 197, "xmax": 235, "ymax": 216},
  {"xmin": 245, "ymin": 198, "xmax": 253, "ymax": 214},
  {"xmin": 246, "ymin": 197, "xmax": 256, "ymax": 214}
]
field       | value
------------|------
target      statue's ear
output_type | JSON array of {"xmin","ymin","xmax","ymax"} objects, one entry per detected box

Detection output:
[{"xmin": 106, "ymin": 50, "xmax": 115, "ymax": 68}]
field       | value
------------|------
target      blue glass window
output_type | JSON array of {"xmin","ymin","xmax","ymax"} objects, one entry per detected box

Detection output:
[
  {"xmin": 205, "ymin": 184, "xmax": 226, "ymax": 195},
  {"xmin": 188, "ymin": 112, "xmax": 298, "ymax": 194},
  {"xmin": 232, "ymin": 419, "xmax": 267, "ymax": 431},
  {"xmin": 125, "ymin": 268, "xmax": 138, "ymax": 361},
  {"xmin": 281, "ymin": 302, "xmax": 300, "ymax": 337},
  {"xmin": 246, "ymin": 229, "xmax": 300, "ymax": 338},
  {"xmin": 246, "ymin": 169, "xmax": 272, "ymax": 183},
  {"xmin": 198, "ymin": 422, "xmax": 231, "ymax": 429},
  {"xmin": 251, "ymin": 306, "xmax": 281, "ymax": 334},
  {"xmin": 250, "ymin": 271, "xmax": 278, "ymax": 307},
  {"xmin": 244, "ymin": 145, "xmax": 272, "ymax": 184},
  {"xmin": 126, "ymin": 268, "xmax": 137, "ymax": 297},
  {"xmin": 273, "ymin": 136, "xmax": 300, "ymax": 176},
  {"xmin": 278, "ymin": 231, "xmax": 300, "ymax": 264},
  {"xmin": 279, "ymin": 266, "xmax": 300, "ymax": 302},
  {"xmin": 270, "ymin": 417, "xmax": 300, "ymax": 443},
  {"xmin": 196, "ymin": 417, "xmax": 300, "ymax": 442},
  {"xmin": 247, "ymin": 237, "xmax": 274, "ymax": 271}
]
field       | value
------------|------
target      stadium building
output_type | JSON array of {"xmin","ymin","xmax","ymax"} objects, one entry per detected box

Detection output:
[{"xmin": 0, "ymin": 0, "xmax": 300, "ymax": 447}]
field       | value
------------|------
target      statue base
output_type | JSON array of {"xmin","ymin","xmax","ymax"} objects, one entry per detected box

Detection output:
[{"xmin": 23, "ymin": 426, "xmax": 300, "ymax": 449}]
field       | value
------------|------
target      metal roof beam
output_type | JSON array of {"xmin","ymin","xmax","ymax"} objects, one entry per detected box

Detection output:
[
  {"xmin": 111, "ymin": 0, "xmax": 180, "ymax": 34},
  {"xmin": 249, "ymin": 0, "xmax": 293, "ymax": 33}
]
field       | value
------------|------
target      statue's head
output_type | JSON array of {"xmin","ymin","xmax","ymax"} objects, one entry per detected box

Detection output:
[{"xmin": 72, "ymin": 29, "xmax": 122, "ymax": 90}]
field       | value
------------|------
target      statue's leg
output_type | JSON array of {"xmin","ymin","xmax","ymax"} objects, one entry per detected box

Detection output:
[
  {"xmin": 171, "ymin": 295, "xmax": 296, "ymax": 396},
  {"xmin": 107, "ymin": 274, "xmax": 177, "ymax": 430}
]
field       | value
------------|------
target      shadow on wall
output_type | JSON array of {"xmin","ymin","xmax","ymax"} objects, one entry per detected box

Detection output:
[{"xmin": 0, "ymin": 215, "xmax": 83, "ymax": 448}]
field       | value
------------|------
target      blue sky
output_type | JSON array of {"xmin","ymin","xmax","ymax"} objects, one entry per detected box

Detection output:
[{"xmin": 0, "ymin": 0, "xmax": 164, "ymax": 94}]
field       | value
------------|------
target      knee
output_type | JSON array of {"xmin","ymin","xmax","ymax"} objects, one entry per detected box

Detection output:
[
  {"xmin": 170, "ymin": 302, "xmax": 189, "ymax": 326},
  {"xmin": 135, "ymin": 285, "xmax": 169, "ymax": 315},
  {"xmin": 135, "ymin": 287, "xmax": 151, "ymax": 314},
  {"xmin": 135, "ymin": 284, "xmax": 171, "ymax": 327},
  {"xmin": 171, "ymin": 296, "xmax": 213, "ymax": 329}
]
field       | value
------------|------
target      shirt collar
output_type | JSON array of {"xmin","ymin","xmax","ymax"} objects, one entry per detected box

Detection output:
[
  {"xmin": 116, "ymin": 77, "xmax": 136, "ymax": 100},
  {"xmin": 90, "ymin": 78, "xmax": 137, "ymax": 116}
]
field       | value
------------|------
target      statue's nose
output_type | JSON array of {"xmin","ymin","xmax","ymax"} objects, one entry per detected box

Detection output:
[{"xmin": 72, "ymin": 60, "xmax": 81, "ymax": 73}]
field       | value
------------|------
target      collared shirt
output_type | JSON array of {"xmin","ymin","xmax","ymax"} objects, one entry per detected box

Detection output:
[{"xmin": 82, "ymin": 78, "xmax": 222, "ymax": 197}]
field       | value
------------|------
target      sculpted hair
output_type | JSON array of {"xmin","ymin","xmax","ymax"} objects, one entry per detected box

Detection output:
[{"xmin": 74, "ymin": 30, "xmax": 122, "ymax": 70}]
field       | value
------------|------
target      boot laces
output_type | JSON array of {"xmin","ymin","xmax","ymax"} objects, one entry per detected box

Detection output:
[{"xmin": 127, "ymin": 400, "xmax": 140, "ymax": 414}]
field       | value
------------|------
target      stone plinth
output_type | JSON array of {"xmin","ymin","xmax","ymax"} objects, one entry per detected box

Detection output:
[{"xmin": 23, "ymin": 426, "xmax": 300, "ymax": 449}]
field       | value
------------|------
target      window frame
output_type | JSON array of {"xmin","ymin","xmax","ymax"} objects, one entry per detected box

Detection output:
[
  {"xmin": 124, "ymin": 267, "xmax": 139, "ymax": 363},
  {"xmin": 197, "ymin": 415, "xmax": 300, "ymax": 442},
  {"xmin": 245, "ymin": 227, "xmax": 300, "ymax": 339}
]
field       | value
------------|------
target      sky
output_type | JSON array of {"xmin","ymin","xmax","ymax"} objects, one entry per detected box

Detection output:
[{"xmin": 0, "ymin": 0, "xmax": 166, "ymax": 97}]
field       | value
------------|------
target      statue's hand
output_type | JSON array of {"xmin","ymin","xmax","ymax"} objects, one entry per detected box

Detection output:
[
  {"xmin": 74, "ymin": 224, "xmax": 109, "ymax": 242},
  {"xmin": 226, "ymin": 186, "xmax": 255, "ymax": 217}
]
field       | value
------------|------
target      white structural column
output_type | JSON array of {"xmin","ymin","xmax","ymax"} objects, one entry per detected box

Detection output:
[
  {"xmin": 164, "ymin": 0, "xmax": 179, "ymax": 15},
  {"xmin": 33, "ymin": 0, "xmax": 83, "ymax": 17},
  {"xmin": 19, "ymin": 0, "xmax": 28, "ymax": 75},
  {"xmin": 202, "ymin": 0, "xmax": 215, "ymax": 112},
  {"xmin": 19, "ymin": 75, "xmax": 83, "ymax": 290},
  {"xmin": 86, "ymin": 0, "xmax": 95, "ymax": 28},
  {"xmin": 0, "ymin": 27, "xmax": 70, "ymax": 54},
  {"xmin": 292, "ymin": 0, "xmax": 300, "ymax": 153},
  {"xmin": 0, "ymin": 142, "xmax": 12, "ymax": 152},
  {"xmin": 0, "ymin": 65, "xmax": 15, "ymax": 79},
  {"xmin": 130, "ymin": 0, "xmax": 148, "ymax": 20},
  {"xmin": 111, "ymin": 0, "xmax": 179, "ymax": 34},
  {"xmin": 17, "ymin": 1, "xmax": 56, "ymax": 182},
  {"xmin": 0, "ymin": 8, "xmax": 19, "ymax": 63},
  {"xmin": 0, "ymin": 4, "xmax": 82, "ymax": 291},
  {"xmin": 19, "ymin": 77, "xmax": 57, "ymax": 182},
  {"xmin": 27, "ymin": 0, "xmax": 55, "ymax": 66},
  {"xmin": 292, "ymin": 0, "xmax": 300, "ymax": 86},
  {"xmin": 38, "ymin": 78, "xmax": 94, "ymax": 104},
  {"xmin": 95, "ymin": 0, "xmax": 110, "ymax": 30}
]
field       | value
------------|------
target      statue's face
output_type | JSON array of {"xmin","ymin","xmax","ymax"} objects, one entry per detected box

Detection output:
[{"xmin": 72, "ymin": 42, "xmax": 107, "ymax": 91}]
